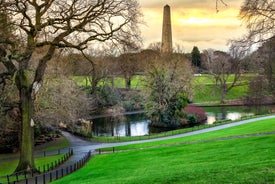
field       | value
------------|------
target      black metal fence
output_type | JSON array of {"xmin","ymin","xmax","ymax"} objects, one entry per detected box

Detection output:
[
  {"xmin": 0, "ymin": 148, "xmax": 73, "ymax": 184},
  {"xmin": 17, "ymin": 151, "xmax": 91, "ymax": 184}
]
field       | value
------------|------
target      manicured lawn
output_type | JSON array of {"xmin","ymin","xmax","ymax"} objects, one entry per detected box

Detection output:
[
  {"xmin": 0, "ymin": 154, "xmax": 65, "ymax": 183},
  {"xmin": 35, "ymin": 136, "xmax": 70, "ymax": 152},
  {"xmin": 74, "ymin": 74, "xmax": 250, "ymax": 103},
  {"xmin": 0, "ymin": 136, "xmax": 70, "ymax": 183},
  {"xmin": 73, "ymin": 75, "xmax": 145, "ymax": 89},
  {"xmin": 103, "ymin": 118, "xmax": 275, "ymax": 151},
  {"xmin": 193, "ymin": 83, "xmax": 249, "ymax": 102},
  {"xmin": 0, "ymin": 136, "xmax": 70, "ymax": 160},
  {"xmin": 192, "ymin": 73, "xmax": 250, "ymax": 103},
  {"xmin": 52, "ymin": 134, "xmax": 275, "ymax": 183}
]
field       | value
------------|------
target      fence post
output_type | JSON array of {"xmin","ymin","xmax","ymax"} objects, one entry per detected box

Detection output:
[
  {"xmin": 56, "ymin": 170, "xmax": 58, "ymax": 179},
  {"xmin": 25, "ymin": 178, "xmax": 28, "ymax": 184},
  {"xmin": 50, "ymin": 172, "xmax": 52, "ymax": 182},
  {"xmin": 99, "ymin": 149, "xmax": 101, "ymax": 154},
  {"xmin": 35, "ymin": 176, "xmax": 38, "ymax": 184},
  {"xmin": 16, "ymin": 173, "xmax": 18, "ymax": 182},
  {"xmin": 113, "ymin": 147, "xmax": 115, "ymax": 153},
  {"xmin": 7, "ymin": 175, "xmax": 10, "ymax": 184},
  {"xmin": 43, "ymin": 173, "xmax": 46, "ymax": 184}
]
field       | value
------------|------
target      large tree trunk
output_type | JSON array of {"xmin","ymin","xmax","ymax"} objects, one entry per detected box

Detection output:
[{"xmin": 15, "ymin": 70, "xmax": 35, "ymax": 172}]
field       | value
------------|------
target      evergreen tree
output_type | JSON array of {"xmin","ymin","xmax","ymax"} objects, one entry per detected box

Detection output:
[{"xmin": 191, "ymin": 46, "xmax": 201, "ymax": 68}]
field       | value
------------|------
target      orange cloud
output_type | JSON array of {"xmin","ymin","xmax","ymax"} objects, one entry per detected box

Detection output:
[{"xmin": 139, "ymin": 0, "xmax": 246, "ymax": 52}]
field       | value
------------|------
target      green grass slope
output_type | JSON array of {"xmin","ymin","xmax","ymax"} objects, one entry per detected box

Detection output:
[
  {"xmin": 52, "ymin": 119, "xmax": 275, "ymax": 184},
  {"xmin": 73, "ymin": 74, "xmax": 250, "ymax": 103}
]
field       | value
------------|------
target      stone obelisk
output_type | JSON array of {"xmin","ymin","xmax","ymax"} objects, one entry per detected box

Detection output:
[{"xmin": 161, "ymin": 4, "xmax": 172, "ymax": 53}]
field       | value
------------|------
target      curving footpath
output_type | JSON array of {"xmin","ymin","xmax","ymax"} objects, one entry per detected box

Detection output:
[
  {"xmin": 16, "ymin": 115, "xmax": 275, "ymax": 184},
  {"xmin": 62, "ymin": 115, "xmax": 275, "ymax": 162}
]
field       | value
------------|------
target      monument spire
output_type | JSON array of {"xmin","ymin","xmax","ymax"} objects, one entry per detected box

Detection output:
[{"xmin": 161, "ymin": 4, "xmax": 172, "ymax": 53}]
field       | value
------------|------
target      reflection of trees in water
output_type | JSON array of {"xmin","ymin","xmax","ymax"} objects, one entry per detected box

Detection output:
[
  {"xmin": 125, "ymin": 121, "xmax": 131, "ymax": 136},
  {"xmin": 205, "ymin": 105, "xmax": 274, "ymax": 124},
  {"xmin": 93, "ymin": 106, "xmax": 275, "ymax": 136},
  {"xmin": 221, "ymin": 107, "xmax": 226, "ymax": 120},
  {"xmin": 93, "ymin": 114, "xmax": 132, "ymax": 136}
]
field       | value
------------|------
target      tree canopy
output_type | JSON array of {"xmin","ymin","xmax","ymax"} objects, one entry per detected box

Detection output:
[
  {"xmin": 191, "ymin": 46, "xmax": 201, "ymax": 69},
  {"xmin": 0, "ymin": 0, "xmax": 142, "ymax": 172}
]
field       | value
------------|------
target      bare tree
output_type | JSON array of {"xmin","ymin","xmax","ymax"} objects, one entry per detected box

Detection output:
[
  {"xmin": 237, "ymin": 0, "xmax": 274, "ymax": 47},
  {"xmin": 35, "ymin": 75, "xmax": 93, "ymax": 126},
  {"xmin": 82, "ymin": 53, "xmax": 113, "ymax": 94},
  {"xmin": 0, "ymin": 0, "xmax": 141, "ymax": 172},
  {"xmin": 147, "ymin": 42, "xmax": 162, "ymax": 53},
  {"xmin": 216, "ymin": 0, "xmax": 228, "ymax": 12},
  {"xmin": 203, "ymin": 48, "xmax": 244, "ymax": 104},
  {"xmin": 116, "ymin": 52, "xmax": 140, "ymax": 89},
  {"xmin": 250, "ymin": 36, "xmax": 275, "ymax": 94}
]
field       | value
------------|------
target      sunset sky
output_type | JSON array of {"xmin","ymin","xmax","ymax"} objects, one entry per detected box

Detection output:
[{"xmin": 139, "ymin": 0, "xmax": 247, "ymax": 52}]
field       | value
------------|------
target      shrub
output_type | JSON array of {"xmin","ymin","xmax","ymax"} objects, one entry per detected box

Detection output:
[
  {"xmin": 187, "ymin": 114, "xmax": 198, "ymax": 126},
  {"xmin": 183, "ymin": 105, "xmax": 207, "ymax": 123}
]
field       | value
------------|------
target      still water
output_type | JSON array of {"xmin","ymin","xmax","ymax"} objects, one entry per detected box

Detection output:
[{"xmin": 92, "ymin": 105, "xmax": 275, "ymax": 137}]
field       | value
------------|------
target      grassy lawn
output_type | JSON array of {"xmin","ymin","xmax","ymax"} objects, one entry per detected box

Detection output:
[
  {"xmin": 0, "ymin": 154, "xmax": 65, "ymax": 183},
  {"xmin": 0, "ymin": 136, "xmax": 70, "ymax": 183},
  {"xmin": 74, "ymin": 74, "xmax": 250, "ymax": 103},
  {"xmin": 0, "ymin": 136, "xmax": 70, "ymax": 160},
  {"xmin": 74, "ymin": 75, "xmax": 145, "ymax": 89},
  {"xmin": 89, "ymin": 115, "xmax": 272, "ymax": 144},
  {"xmin": 52, "ymin": 119, "xmax": 275, "ymax": 183},
  {"xmin": 193, "ymin": 83, "xmax": 248, "ymax": 102},
  {"xmin": 35, "ymin": 136, "xmax": 70, "ymax": 152},
  {"xmin": 192, "ymin": 74, "xmax": 250, "ymax": 102},
  {"xmin": 101, "ymin": 118, "xmax": 275, "ymax": 151}
]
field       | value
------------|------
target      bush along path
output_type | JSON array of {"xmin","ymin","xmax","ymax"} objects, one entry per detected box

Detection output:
[{"xmin": 8, "ymin": 115, "xmax": 275, "ymax": 184}]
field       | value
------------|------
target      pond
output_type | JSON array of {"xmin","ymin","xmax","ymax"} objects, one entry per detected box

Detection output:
[{"xmin": 92, "ymin": 105, "xmax": 275, "ymax": 137}]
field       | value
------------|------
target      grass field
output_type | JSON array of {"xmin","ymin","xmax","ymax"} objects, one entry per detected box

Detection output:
[
  {"xmin": 73, "ymin": 74, "xmax": 250, "ymax": 103},
  {"xmin": 0, "ymin": 136, "xmax": 70, "ymax": 160},
  {"xmin": 0, "ymin": 154, "xmax": 66, "ymax": 183},
  {"xmin": 35, "ymin": 136, "xmax": 70, "ymax": 152},
  {"xmin": 74, "ymin": 75, "xmax": 145, "ymax": 90},
  {"xmin": 100, "ymin": 118, "xmax": 275, "ymax": 151},
  {"xmin": 51, "ymin": 118, "xmax": 275, "ymax": 184},
  {"xmin": 0, "ymin": 136, "xmax": 70, "ymax": 183},
  {"xmin": 0, "ymin": 154, "xmax": 66, "ymax": 176}
]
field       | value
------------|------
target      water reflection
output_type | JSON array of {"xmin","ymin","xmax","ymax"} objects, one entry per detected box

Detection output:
[
  {"xmin": 206, "ymin": 112, "xmax": 254, "ymax": 124},
  {"xmin": 92, "ymin": 114, "xmax": 150, "ymax": 136},
  {"xmin": 92, "ymin": 105, "xmax": 275, "ymax": 136},
  {"xmin": 205, "ymin": 106, "xmax": 272, "ymax": 124}
]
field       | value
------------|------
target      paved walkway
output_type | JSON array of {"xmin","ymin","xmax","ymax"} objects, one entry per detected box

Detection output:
[
  {"xmin": 14, "ymin": 115, "xmax": 275, "ymax": 183},
  {"xmin": 62, "ymin": 115, "xmax": 275, "ymax": 160}
]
